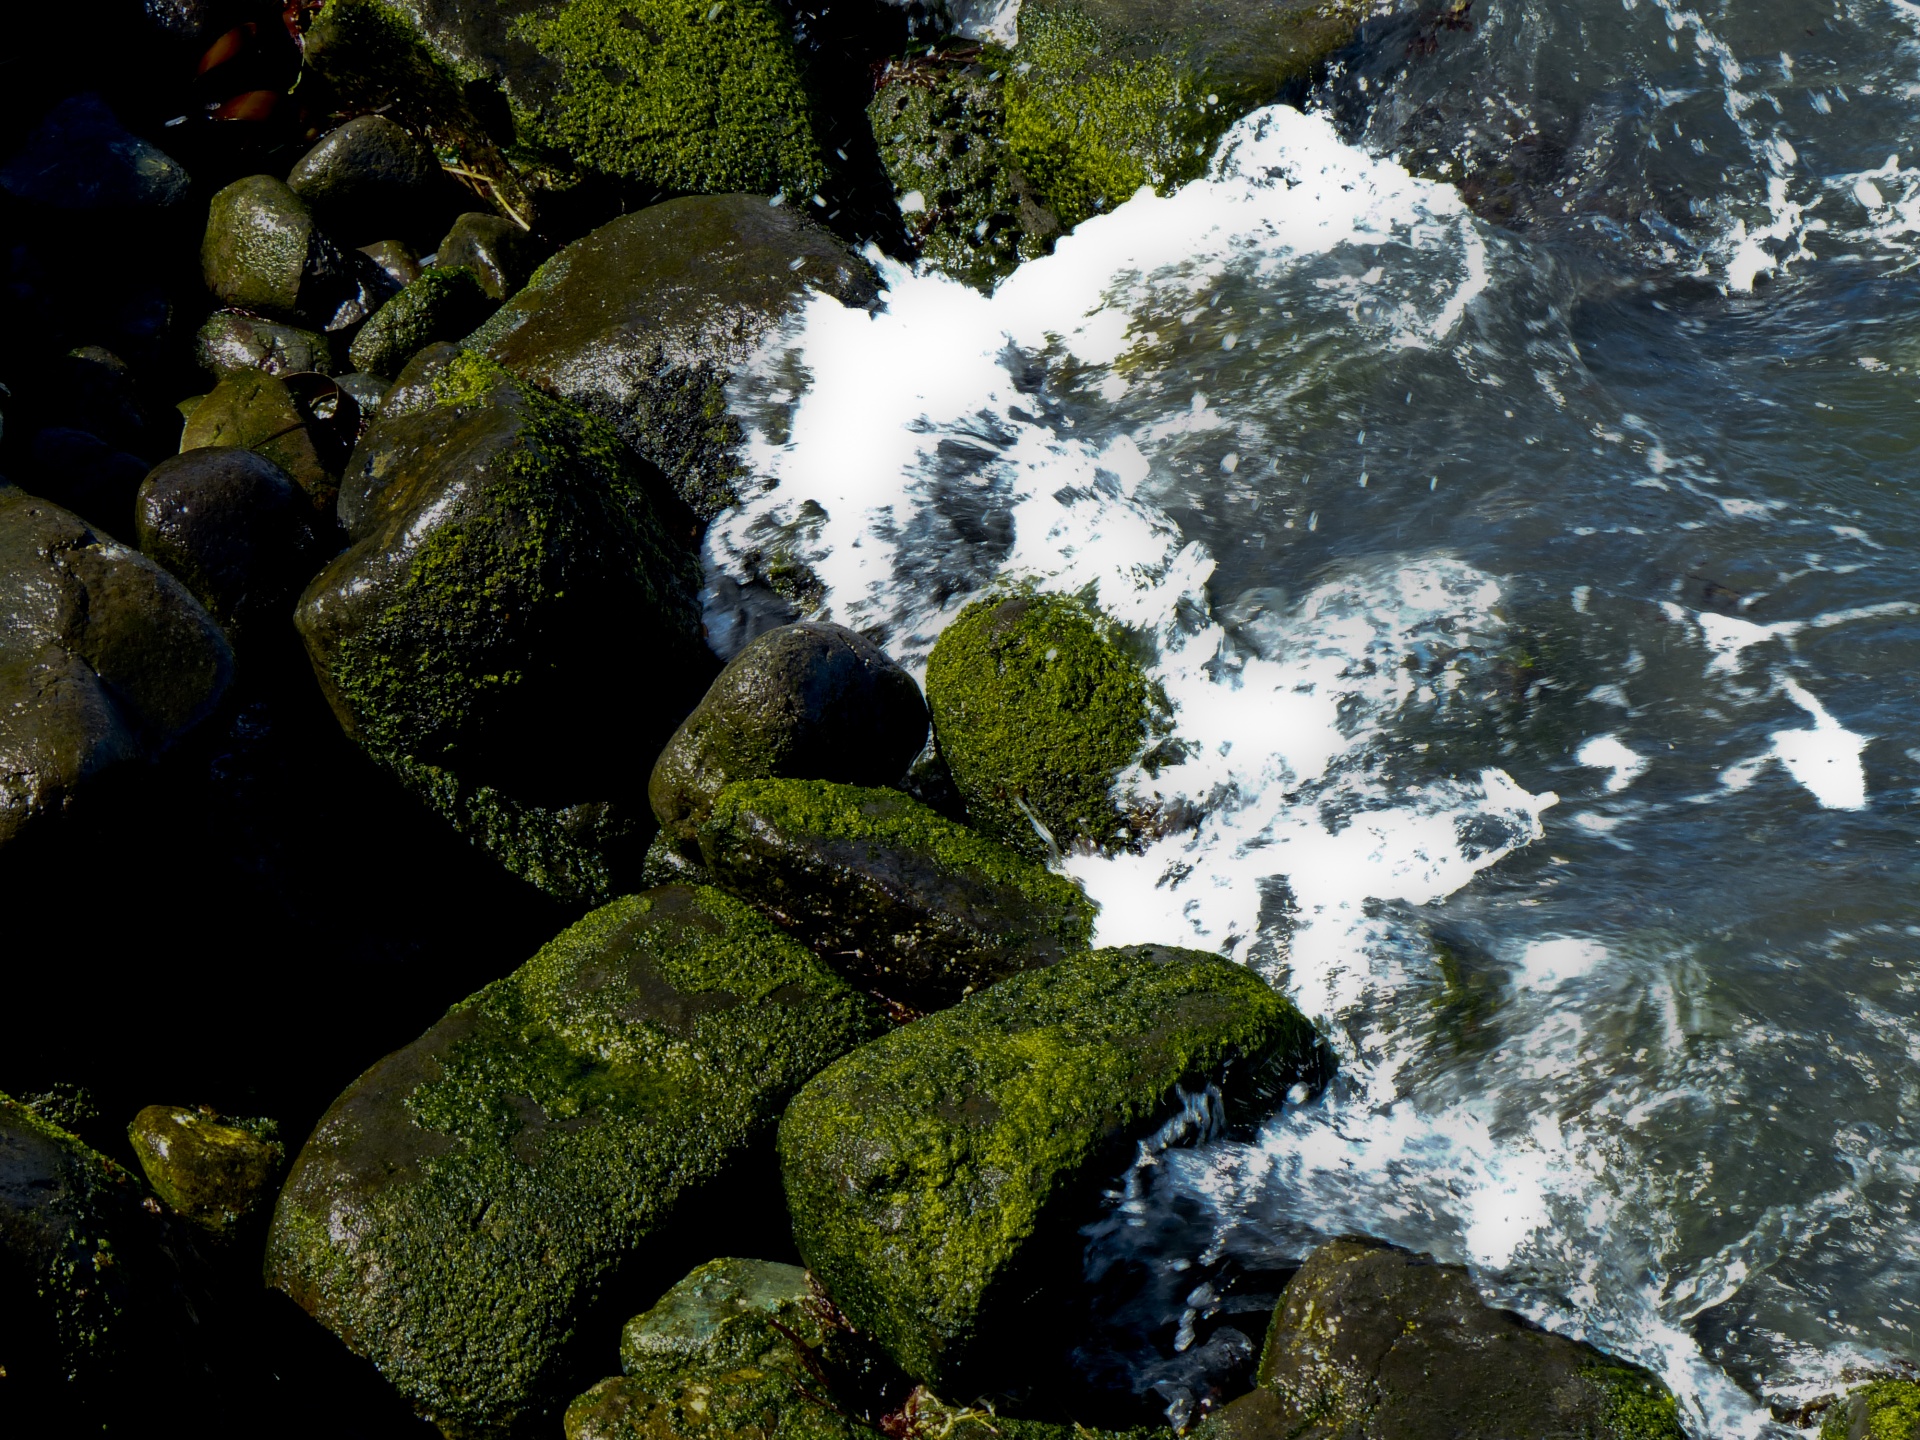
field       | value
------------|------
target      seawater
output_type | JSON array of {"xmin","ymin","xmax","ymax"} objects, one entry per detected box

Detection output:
[{"xmin": 708, "ymin": 3, "xmax": 1920, "ymax": 1434}]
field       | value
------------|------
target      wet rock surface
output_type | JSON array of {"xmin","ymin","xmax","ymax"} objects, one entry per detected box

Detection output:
[
  {"xmin": 127, "ymin": 1104, "xmax": 285, "ymax": 1231},
  {"xmin": 195, "ymin": 311, "xmax": 336, "ymax": 380},
  {"xmin": 346, "ymin": 264, "xmax": 497, "ymax": 379},
  {"xmin": 0, "ymin": 91, "xmax": 191, "ymax": 211},
  {"xmin": 287, "ymin": 115, "xmax": 447, "ymax": 246},
  {"xmin": 177, "ymin": 369, "xmax": 341, "ymax": 512},
  {"xmin": 200, "ymin": 174, "xmax": 376, "ymax": 329},
  {"xmin": 438, "ymin": 211, "xmax": 542, "ymax": 300}
]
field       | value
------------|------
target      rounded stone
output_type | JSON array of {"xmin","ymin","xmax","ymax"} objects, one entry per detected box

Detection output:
[
  {"xmin": 436, "ymin": 211, "xmax": 539, "ymax": 300},
  {"xmin": 194, "ymin": 311, "xmax": 334, "ymax": 379},
  {"xmin": 0, "ymin": 93, "xmax": 190, "ymax": 211},
  {"xmin": 287, "ymin": 115, "xmax": 443, "ymax": 246},
  {"xmin": 200, "ymin": 175, "xmax": 317, "ymax": 318},
  {"xmin": 126, "ymin": 1104, "xmax": 285, "ymax": 1230}
]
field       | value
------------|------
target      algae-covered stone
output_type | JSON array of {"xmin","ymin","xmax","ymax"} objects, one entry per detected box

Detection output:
[
  {"xmin": 439, "ymin": 211, "xmax": 543, "ymax": 300},
  {"xmin": 778, "ymin": 944, "xmax": 1321, "ymax": 1390},
  {"xmin": 620, "ymin": 1258, "xmax": 828, "ymax": 1387},
  {"xmin": 471, "ymin": 194, "xmax": 878, "ymax": 520},
  {"xmin": 0, "ymin": 484, "xmax": 233, "ymax": 850},
  {"xmin": 296, "ymin": 351, "xmax": 710, "ymax": 903},
  {"xmin": 993, "ymin": 0, "xmax": 1373, "ymax": 228},
  {"xmin": 651, "ymin": 622, "xmax": 929, "ymax": 844},
  {"xmin": 177, "ymin": 370, "xmax": 337, "ymax": 511},
  {"xmin": 925, "ymin": 592, "xmax": 1167, "ymax": 859},
  {"xmin": 697, "ymin": 779, "xmax": 1095, "ymax": 1005},
  {"xmin": 200, "ymin": 174, "xmax": 376, "ymax": 328},
  {"xmin": 347, "ymin": 265, "xmax": 497, "ymax": 379},
  {"xmin": 1194, "ymin": 1238, "xmax": 1685, "ymax": 1440},
  {"xmin": 126, "ymin": 1105, "xmax": 285, "ymax": 1231},
  {"xmin": 266, "ymin": 885, "xmax": 886, "ymax": 1437},
  {"xmin": 194, "ymin": 310, "xmax": 335, "ymax": 379},
  {"xmin": 1821, "ymin": 1380, "xmax": 1920, "ymax": 1440}
]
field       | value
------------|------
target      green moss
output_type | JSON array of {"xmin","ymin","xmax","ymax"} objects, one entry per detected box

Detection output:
[
  {"xmin": 1823, "ymin": 1381, "xmax": 1920, "ymax": 1440},
  {"xmin": 567, "ymin": 1360, "xmax": 868, "ymax": 1440},
  {"xmin": 347, "ymin": 265, "xmax": 497, "ymax": 379},
  {"xmin": 510, "ymin": 0, "xmax": 828, "ymax": 196},
  {"xmin": 1586, "ymin": 1362, "xmax": 1687, "ymax": 1440},
  {"xmin": 778, "ymin": 945, "xmax": 1318, "ymax": 1388},
  {"xmin": 925, "ymin": 592, "xmax": 1166, "ymax": 859},
  {"xmin": 619, "ymin": 1259, "xmax": 827, "ymax": 1387},
  {"xmin": 126, "ymin": 1105, "xmax": 285, "ymax": 1231}
]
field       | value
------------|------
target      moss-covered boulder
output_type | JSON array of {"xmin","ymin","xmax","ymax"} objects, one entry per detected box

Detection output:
[
  {"xmin": 303, "ymin": 0, "xmax": 829, "ymax": 222},
  {"xmin": 126, "ymin": 1105, "xmax": 285, "ymax": 1232},
  {"xmin": 267, "ymin": 886, "xmax": 885, "ymax": 1436},
  {"xmin": 1194, "ymin": 1238, "xmax": 1685, "ymax": 1440},
  {"xmin": 778, "ymin": 944, "xmax": 1321, "ymax": 1391},
  {"xmin": 470, "ymin": 194, "xmax": 877, "ymax": 520},
  {"xmin": 1821, "ymin": 1380, "xmax": 1920, "ymax": 1440},
  {"xmin": 651, "ymin": 622, "xmax": 929, "ymax": 844},
  {"xmin": 199, "ymin": 174, "xmax": 379, "ymax": 329},
  {"xmin": 177, "ymin": 370, "xmax": 339, "ymax": 511},
  {"xmin": 0, "ymin": 484, "xmax": 233, "ymax": 851},
  {"xmin": 295, "ymin": 351, "xmax": 710, "ymax": 903},
  {"xmin": 346, "ymin": 265, "xmax": 498, "ymax": 379},
  {"xmin": 619, "ymin": 1259, "xmax": 827, "ymax": 1385},
  {"xmin": 925, "ymin": 592, "xmax": 1167, "ymax": 858},
  {"xmin": 696, "ymin": 779, "xmax": 1095, "ymax": 1006},
  {"xmin": 194, "ymin": 310, "xmax": 335, "ymax": 379}
]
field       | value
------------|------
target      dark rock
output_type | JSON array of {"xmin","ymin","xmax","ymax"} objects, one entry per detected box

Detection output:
[
  {"xmin": 135, "ymin": 448, "xmax": 318, "ymax": 641},
  {"xmin": 141, "ymin": 0, "xmax": 218, "ymax": 40},
  {"xmin": 438, "ymin": 211, "xmax": 541, "ymax": 300},
  {"xmin": 651, "ymin": 622, "xmax": 928, "ymax": 844},
  {"xmin": 296, "ymin": 351, "xmax": 710, "ymax": 902},
  {"xmin": 27, "ymin": 426, "xmax": 151, "ymax": 537},
  {"xmin": 926, "ymin": 592, "xmax": 1169, "ymax": 859},
  {"xmin": 199, "ymin": 174, "xmax": 379, "ymax": 328},
  {"xmin": 642, "ymin": 829, "xmax": 715, "ymax": 889},
  {"xmin": 287, "ymin": 116, "xmax": 444, "ymax": 246},
  {"xmin": 695, "ymin": 778, "xmax": 1095, "ymax": 1006},
  {"xmin": 346, "ymin": 265, "xmax": 496, "ymax": 379},
  {"xmin": 0, "ymin": 485, "xmax": 233, "ymax": 850},
  {"xmin": 1195, "ymin": 1238, "xmax": 1685, "ymax": 1440},
  {"xmin": 177, "ymin": 370, "xmax": 338, "ymax": 512},
  {"xmin": 194, "ymin": 310, "xmax": 335, "ymax": 379},
  {"xmin": 779, "ymin": 945, "xmax": 1323, "ymax": 1392},
  {"xmin": 333, "ymin": 371, "xmax": 390, "ymax": 419},
  {"xmin": 0, "ymin": 93, "xmax": 190, "ymax": 210},
  {"xmin": 265, "ymin": 885, "xmax": 886, "ymax": 1437},
  {"xmin": 471, "ymin": 194, "xmax": 878, "ymax": 520},
  {"xmin": 356, "ymin": 237, "xmax": 423, "ymax": 291},
  {"xmin": 43, "ymin": 346, "xmax": 151, "ymax": 453},
  {"xmin": 126, "ymin": 1105, "xmax": 285, "ymax": 1231}
]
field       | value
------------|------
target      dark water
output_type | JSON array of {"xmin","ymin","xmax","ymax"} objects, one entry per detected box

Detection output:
[{"xmin": 710, "ymin": 1, "xmax": 1920, "ymax": 1432}]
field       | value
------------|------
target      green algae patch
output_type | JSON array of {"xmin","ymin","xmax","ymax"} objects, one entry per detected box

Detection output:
[
  {"xmin": 266, "ymin": 885, "xmax": 887, "ymax": 1437},
  {"xmin": 778, "ymin": 944, "xmax": 1320, "ymax": 1391},
  {"xmin": 347, "ymin": 265, "xmax": 498, "ymax": 379},
  {"xmin": 1821, "ymin": 1380, "xmax": 1920, "ymax": 1440},
  {"xmin": 126, "ymin": 1105, "xmax": 284, "ymax": 1231},
  {"xmin": 925, "ymin": 591, "xmax": 1167, "ymax": 859}
]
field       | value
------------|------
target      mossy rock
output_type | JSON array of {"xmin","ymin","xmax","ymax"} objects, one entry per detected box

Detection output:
[
  {"xmin": 924, "ymin": 592, "xmax": 1167, "ymax": 859},
  {"xmin": 126, "ymin": 1105, "xmax": 285, "ymax": 1231},
  {"xmin": 1192, "ymin": 1238, "xmax": 1685, "ymax": 1440},
  {"xmin": 470, "ymin": 194, "xmax": 877, "ymax": 520},
  {"xmin": 194, "ymin": 311, "xmax": 334, "ymax": 379},
  {"xmin": 440, "ymin": 211, "xmax": 544, "ymax": 300},
  {"xmin": 295, "ymin": 351, "xmax": 710, "ymax": 903},
  {"xmin": 778, "ymin": 944, "xmax": 1322, "ymax": 1391},
  {"xmin": 199, "ymin": 174, "xmax": 376, "ymax": 329},
  {"xmin": 266, "ymin": 885, "xmax": 887, "ymax": 1437},
  {"xmin": 696, "ymin": 778, "xmax": 1095, "ymax": 1006},
  {"xmin": 990, "ymin": 0, "xmax": 1375, "ymax": 228},
  {"xmin": 1821, "ymin": 1380, "xmax": 1920, "ymax": 1440},
  {"xmin": 347, "ymin": 264, "xmax": 498, "ymax": 379},
  {"xmin": 177, "ymin": 370, "xmax": 338, "ymax": 512},
  {"xmin": 618, "ymin": 1258, "xmax": 830, "ymax": 1387}
]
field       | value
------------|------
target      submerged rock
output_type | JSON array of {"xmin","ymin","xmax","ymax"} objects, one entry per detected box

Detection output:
[
  {"xmin": 779, "ymin": 944, "xmax": 1321, "ymax": 1390},
  {"xmin": 346, "ymin": 265, "xmax": 496, "ymax": 378},
  {"xmin": 296, "ymin": 351, "xmax": 710, "ymax": 902},
  {"xmin": 438, "ymin": 211, "xmax": 542, "ymax": 300},
  {"xmin": 471, "ymin": 194, "xmax": 877, "ymax": 520},
  {"xmin": 126, "ymin": 1105, "xmax": 285, "ymax": 1231},
  {"xmin": 194, "ymin": 311, "xmax": 335, "ymax": 379},
  {"xmin": 651, "ymin": 622, "xmax": 928, "ymax": 844},
  {"xmin": 287, "ymin": 114, "xmax": 444, "ymax": 245},
  {"xmin": 1820, "ymin": 1380, "xmax": 1920, "ymax": 1440},
  {"xmin": 925, "ymin": 592, "xmax": 1167, "ymax": 859},
  {"xmin": 1196, "ymin": 1238, "xmax": 1685, "ymax": 1440},
  {"xmin": 696, "ymin": 779, "xmax": 1095, "ymax": 1006},
  {"xmin": 0, "ymin": 485, "xmax": 233, "ymax": 850},
  {"xmin": 0, "ymin": 92, "xmax": 190, "ymax": 211},
  {"xmin": 266, "ymin": 885, "xmax": 885, "ymax": 1437}
]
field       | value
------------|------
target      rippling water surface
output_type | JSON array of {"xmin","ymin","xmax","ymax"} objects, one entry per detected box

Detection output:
[{"xmin": 710, "ymin": 3, "xmax": 1920, "ymax": 1432}]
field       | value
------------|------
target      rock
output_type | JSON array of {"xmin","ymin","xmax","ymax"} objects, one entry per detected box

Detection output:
[
  {"xmin": 438, "ymin": 211, "xmax": 541, "ymax": 300},
  {"xmin": 1820, "ymin": 1380, "xmax": 1920, "ymax": 1440},
  {"xmin": 126, "ymin": 1105, "xmax": 285, "ymax": 1231},
  {"xmin": 296, "ymin": 351, "xmax": 710, "ymax": 902},
  {"xmin": 357, "ymin": 237, "xmax": 423, "ymax": 291},
  {"xmin": 194, "ymin": 310, "xmax": 335, "ymax": 379},
  {"xmin": 0, "ymin": 92, "xmax": 191, "ymax": 210},
  {"xmin": 620, "ymin": 1258, "xmax": 828, "ymax": 1387},
  {"xmin": 303, "ymin": 0, "xmax": 829, "ymax": 219},
  {"xmin": 286, "ymin": 115, "xmax": 444, "ymax": 245},
  {"xmin": 925, "ymin": 593, "xmax": 1168, "ymax": 859},
  {"xmin": 992, "ymin": 0, "xmax": 1372, "ymax": 228},
  {"xmin": 334, "ymin": 370, "xmax": 391, "ymax": 419},
  {"xmin": 265, "ymin": 884, "xmax": 886, "ymax": 1437},
  {"xmin": 177, "ymin": 370, "xmax": 338, "ymax": 511},
  {"xmin": 1195, "ymin": 1239, "xmax": 1685, "ymax": 1440},
  {"xmin": 346, "ymin": 265, "xmax": 497, "ymax": 379},
  {"xmin": 0, "ymin": 484, "xmax": 234, "ymax": 849},
  {"xmin": 135, "ymin": 448, "xmax": 318, "ymax": 641},
  {"xmin": 780, "ymin": 944, "xmax": 1321, "ymax": 1392},
  {"xmin": 869, "ymin": 59, "xmax": 1060, "ymax": 289},
  {"xmin": 471, "ymin": 194, "xmax": 878, "ymax": 519},
  {"xmin": 42, "ymin": 346, "xmax": 151, "ymax": 453},
  {"xmin": 651, "ymin": 622, "xmax": 928, "ymax": 844},
  {"xmin": 696, "ymin": 779, "xmax": 1096, "ymax": 1006},
  {"xmin": 199, "ymin": 174, "xmax": 379, "ymax": 328},
  {"xmin": 26, "ymin": 426, "xmax": 151, "ymax": 538}
]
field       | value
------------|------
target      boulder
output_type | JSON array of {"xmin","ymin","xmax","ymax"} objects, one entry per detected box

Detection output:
[
  {"xmin": 0, "ymin": 484, "xmax": 233, "ymax": 850},
  {"xmin": 199, "ymin": 174, "xmax": 379, "ymax": 329},
  {"xmin": 295, "ymin": 350, "xmax": 710, "ymax": 902},
  {"xmin": 778, "ymin": 944, "xmax": 1322, "ymax": 1390},
  {"xmin": 651, "ymin": 622, "xmax": 928, "ymax": 844},
  {"xmin": 265, "ymin": 885, "xmax": 886, "ymax": 1437},
  {"xmin": 1195, "ymin": 1239, "xmax": 1685, "ymax": 1440},
  {"xmin": 471, "ymin": 194, "xmax": 878, "ymax": 519},
  {"xmin": 134, "ymin": 448, "xmax": 318, "ymax": 641},
  {"xmin": 438, "ymin": 211, "xmax": 542, "ymax": 300},
  {"xmin": 359, "ymin": 238, "xmax": 424, "ymax": 291},
  {"xmin": 346, "ymin": 265, "xmax": 497, "ymax": 378},
  {"xmin": 696, "ymin": 779, "xmax": 1095, "ymax": 1006},
  {"xmin": 0, "ymin": 92, "xmax": 190, "ymax": 211},
  {"xmin": 194, "ymin": 311, "xmax": 335, "ymax": 379},
  {"xmin": 126, "ymin": 1106, "xmax": 285, "ymax": 1231},
  {"xmin": 177, "ymin": 370, "xmax": 338, "ymax": 511},
  {"xmin": 287, "ymin": 115, "xmax": 445, "ymax": 245},
  {"xmin": 925, "ymin": 593, "xmax": 1168, "ymax": 859},
  {"xmin": 1820, "ymin": 1380, "xmax": 1920, "ymax": 1440}
]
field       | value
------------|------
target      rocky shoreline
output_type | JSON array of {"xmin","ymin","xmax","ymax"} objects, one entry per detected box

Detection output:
[{"xmin": 0, "ymin": 1, "xmax": 1905, "ymax": 1436}]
